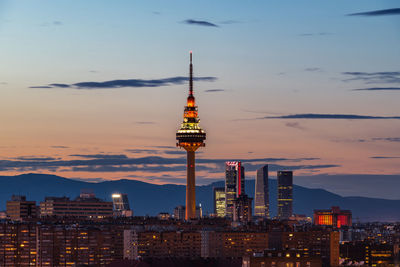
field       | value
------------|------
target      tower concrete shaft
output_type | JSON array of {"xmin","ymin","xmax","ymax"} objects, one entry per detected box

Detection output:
[{"xmin": 186, "ymin": 150, "xmax": 196, "ymax": 220}]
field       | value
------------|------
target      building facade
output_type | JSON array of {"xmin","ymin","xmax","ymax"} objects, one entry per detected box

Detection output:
[
  {"xmin": 314, "ymin": 206, "xmax": 352, "ymax": 228},
  {"xmin": 112, "ymin": 193, "xmax": 133, "ymax": 217},
  {"xmin": 6, "ymin": 195, "xmax": 37, "ymax": 220},
  {"xmin": 40, "ymin": 193, "xmax": 113, "ymax": 218},
  {"xmin": 213, "ymin": 187, "xmax": 226, "ymax": 218},
  {"xmin": 277, "ymin": 171, "xmax": 293, "ymax": 220},
  {"xmin": 233, "ymin": 194, "xmax": 253, "ymax": 223},
  {"xmin": 254, "ymin": 165, "xmax": 269, "ymax": 219},
  {"xmin": 225, "ymin": 161, "xmax": 245, "ymax": 218}
]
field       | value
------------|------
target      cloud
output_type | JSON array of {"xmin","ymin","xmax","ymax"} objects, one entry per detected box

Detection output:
[
  {"xmin": 125, "ymin": 149, "xmax": 159, "ymax": 154},
  {"xmin": 299, "ymin": 32, "xmax": 331, "ymax": 37},
  {"xmin": 14, "ymin": 156, "xmax": 58, "ymax": 161},
  {"xmin": 347, "ymin": 8, "xmax": 400, "ymax": 17},
  {"xmin": 342, "ymin": 71, "xmax": 400, "ymax": 84},
  {"xmin": 69, "ymin": 154, "xmax": 129, "ymax": 159},
  {"xmin": 219, "ymin": 20, "xmax": 241, "ymax": 25},
  {"xmin": 204, "ymin": 89, "xmax": 225, "ymax": 93},
  {"xmin": 261, "ymin": 113, "xmax": 400, "ymax": 120},
  {"xmin": 0, "ymin": 154, "xmax": 322, "ymax": 173},
  {"xmin": 304, "ymin": 68, "xmax": 322, "ymax": 72},
  {"xmin": 372, "ymin": 137, "xmax": 400, "ymax": 142},
  {"xmin": 51, "ymin": 145, "xmax": 69, "ymax": 149},
  {"xmin": 285, "ymin": 122, "xmax": 305, "ymax": 130},
  {"xmin": 183, "ymin": 19, "xmax": 218, "ymax": 27},
  {"xmin": 30, "ymin": 76, "xmax": 217, "ymax": 90},
  {"xmin": 370, "ymin": 156, "xmax": 400, "ymax": 159},
  {"xmin": 351, "ymin": 87, "xmax": 400, "ymax": 91},
  {"xmin": 30, "ymin": 86, "xmax": 53, "ymax": 89}
]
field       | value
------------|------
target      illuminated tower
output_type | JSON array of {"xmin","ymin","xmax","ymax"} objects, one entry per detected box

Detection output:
[
  {"xmin": 176, "ymin": 52, "xmax": 206, "ymax": 220},
  {"xmin": 254, "ymin": 165, "xmax": 269, "ymax": 218},
  {"xmin": 225, "ymin": 161, "xmax": 245, "ymax": 218}
]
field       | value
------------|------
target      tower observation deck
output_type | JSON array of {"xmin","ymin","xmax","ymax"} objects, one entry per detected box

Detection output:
[{"xmin": 176, "ymin": 52, "xmax": 206, "ymax": 220}]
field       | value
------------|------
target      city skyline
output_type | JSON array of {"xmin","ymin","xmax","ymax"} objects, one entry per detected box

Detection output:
[{"xmin": 0, "ymin": 1, "xmax": 400, "ymax": 200}]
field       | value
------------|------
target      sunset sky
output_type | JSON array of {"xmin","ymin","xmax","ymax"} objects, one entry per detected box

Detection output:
[{"xmin": 0, "ymin": 1, "xmax": 399, "ymax": 198}]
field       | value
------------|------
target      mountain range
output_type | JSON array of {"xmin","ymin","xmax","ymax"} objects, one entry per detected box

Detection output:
[{"xmin": 0, "ymin": 173, "xmax": 399, "ymax": 222}]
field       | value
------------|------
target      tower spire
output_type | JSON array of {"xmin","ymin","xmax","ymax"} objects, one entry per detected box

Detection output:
[{"xmin": 189, "ymin": 51, "xmax": 193, "ymax": 96}]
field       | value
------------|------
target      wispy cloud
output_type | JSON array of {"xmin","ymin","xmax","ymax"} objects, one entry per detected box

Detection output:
[
  {"xmin": 30, "ymin": 76, "xmax": 217, "ymax": 90},
  {"xmin": 299, "ymin": 32, "xmax": 331, "ymax": 37},
  {"xmin": 0, "ymin": 154, "xmax": 323, "ymax": 173},
  {"xmin": 347, "ymin": 8, "xmax": 400, "ymax": 17},
  {"xmin": 204, "ymin": 89, "xmax": 225, "ymax": 93},
  {"xmin": 372, "ymin": 137, "xmax": 400, "ymax": 142},
  {"xmin": 285, "ymin": 122, "xmax": 305, "ymax": 130},
  {"xmin": 342, "ymin": 71, "xmax": 400, "ymax": 84},
  {"xmin": 219, "ymin": 20, "xmax": 241, "ymax": 25},
  {"xmin": 351, "ymin": 87, "xmax": 400, "ymax": 91},
  {"xmin": 183, "ymin": 19, "xmax": 218, "ymax": 27},
  {"xmin": 370, "ymin": 156, "xmax": 400, "ymax": 159},
  {"xmin": 304, "ymin": 68, "xmax": 322, "ymax": 72},
  {"xmin": 70, "ymin": 154, "xmax": 128, "ymax": 159},
  {"xmin": 261, "ymin": 113, "xmax": 400, "ymax": 120}
]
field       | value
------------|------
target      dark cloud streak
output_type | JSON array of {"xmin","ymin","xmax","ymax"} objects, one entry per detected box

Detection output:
[
  {"xmin": 183, "ymin": 19, "xmax": 218, "ymax": 27},
  {"xmin": 348, "ymin": 8, "xmax": 400, "ymax": 16}
]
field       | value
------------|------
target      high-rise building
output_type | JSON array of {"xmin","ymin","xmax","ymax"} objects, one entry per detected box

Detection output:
[
  {"xmin": 225, "ymin": 161, "xmax": 245, "ymax": 218},
  {"xmin": 254, "ymin": 165, "xmax": 269, "ymax": 219},
  {"xmin": 176, "ymin": 52, "xmax": 206, "ymax": 220},
  {"xmin": 112, "ymin": 193, "xmax": 133, "ymax": 217},
  {"xmin": 277, "ymin": 171, "xmax": 293, "ymax": 220},
  {"xmin": 6, "ymin": 195, "xmax": 37, "ymax": 220},
  {"xmin": 173, "ymin": 205, "xmax": 186, "ymax": 220},
  {"xmin": 213, "ymin": 187, "xmax": 226, "ymax": 217},
  {"xmin": 233, "ymin": 194, "xmax": 253, "ymax": 223},
  {"xmin": 314, "ymin": 206, "xmax": 352, "ymax": 228}
]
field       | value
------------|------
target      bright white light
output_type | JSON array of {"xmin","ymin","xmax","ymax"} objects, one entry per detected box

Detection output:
[{"xmin": 112, "ymin": 194, "xmax": 121, "ymax": 198}]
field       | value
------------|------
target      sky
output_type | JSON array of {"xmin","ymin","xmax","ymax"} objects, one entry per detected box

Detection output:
[{"xmin": 0, "ymin": 1, "xmax": 399, "ymax": 199}]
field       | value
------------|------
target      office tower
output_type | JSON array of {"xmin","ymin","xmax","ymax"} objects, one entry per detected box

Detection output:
[
  {"xmin": 173, "ymin": 205, "xmax": 186, "ymax": 220},
  {"xmin": 6, "ymin": 195, "xmax": 37, "ymax": 220},
  {"xmin": 254, "ymin": 165, "xmax": 269, "ymax": 218},
  {"xmin": 277, "ymin": 171, "xmax": 293, "ymax": 220},
  {"xmin": 176, "ymin": 52, "xmax": 206, "ymax": 220},
  {"xmin": 112, "ymin": 193, "xmax": 133, "ymax": 217},
  {"xmin": 213, "ymin": 187, "xmax": 226, "ymax": 217},
  {"xmin": 233, "ymin": 194, "xmax": 253, "ymax": 223},
  {"xmin": 225, "ymin": 161, "xmax": 245, "ymax": 217},
  {"xmin": 314, "ymin": 206, "xmax": 352, "ymax": 228},
  {"xmin": 40, "ymin": 192, "xmax": 113, "ymax": 218}
]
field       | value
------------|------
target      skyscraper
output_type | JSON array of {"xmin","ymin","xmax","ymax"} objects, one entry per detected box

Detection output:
[
  {"xmin": 176, "ymin": 52, "xmax": 206, "ymax": 220},
  {"xmin": 225, "ymin": 161, "xmax": 245, "ymax": 218},
  {"xmin": 233, "ymin": 194, "xmax": 253, "ymax": 223},
  {"xmin": 254, "ymin": 165, "xmax": 269, "ymax": 218},
  {"xmin": 112, "ymin": 193, "xmax": 132, "ymax": 217},
  {"xmin": 213, "ymin": 187, "xmax": 226, "ymax": 217},
  {"xmin": 277, "ymin": 171, "xmax": 293, "ymax": 220}
]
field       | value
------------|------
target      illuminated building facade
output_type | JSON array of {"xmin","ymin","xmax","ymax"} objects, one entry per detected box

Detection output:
[
  {"xmin": 314, "ymin": 206, "xmax": 352, "ymax": 228},
  {"xmin": 233, "ymin": 194, "xmax": 253, "ymax": 223},
  {"xmin": 112, "ymin": 193, "xmax": 132, "ymax": 217},
  {"xmin": 213, "ymin": 187, "xmax": 226, "ymax": 217},
  {"xmin": 39, "ymin": 193, "xmax": 113, "ymax": 218},
  {"xmin": 277, "ymin": 171, "xmax": 293, "ymax": 220},
  {"xmin": 6, "ymin": 195, "xmax": 37, "ymax": 220},
  {"xmin": 225, "ymin": 161, "xmax": 245, "ymax": 218},
  {"xmin": 176, "ymin": 52, "xmax": 206, "ymax": 220},
  {"xmin": 254, "ymin": 165, "xmax": 269, "ymax": 219}
]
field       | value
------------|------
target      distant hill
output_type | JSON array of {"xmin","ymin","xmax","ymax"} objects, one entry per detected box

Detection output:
[{"xmin": 0, "ymin": 173, "xmax": 399, "ymax": 222}]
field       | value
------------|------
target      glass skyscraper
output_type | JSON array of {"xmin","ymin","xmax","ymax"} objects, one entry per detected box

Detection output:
[
  {"xmin": 225, "ymin": 161, "xmax": 245, "ymax": 218},
  {"xmin": 277, "ymin": 171, "xmax": 293, "ymax": 220},
  {"xmin": 254, "ymin": 165, "xmax": 269, "ymax": 218}
]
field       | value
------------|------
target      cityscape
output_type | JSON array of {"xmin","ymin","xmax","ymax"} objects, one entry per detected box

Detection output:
[{"xmin": 1, "ymin": 1, "xmax": 400, "ymax": 267}]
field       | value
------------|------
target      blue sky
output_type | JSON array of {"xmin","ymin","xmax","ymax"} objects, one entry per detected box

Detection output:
[{"xmin": 0, "ymin": 1, "xmax": 399, "ymax": 198}]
